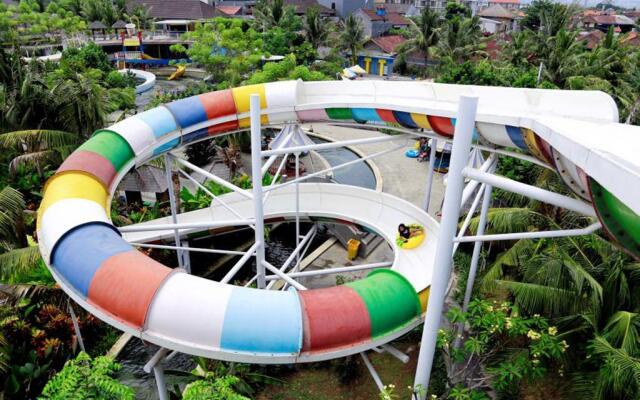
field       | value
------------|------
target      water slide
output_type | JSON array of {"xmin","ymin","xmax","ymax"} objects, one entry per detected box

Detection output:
[{"xmin": 37, "ymin": 80, "xmax": 640, "ymax": 364}]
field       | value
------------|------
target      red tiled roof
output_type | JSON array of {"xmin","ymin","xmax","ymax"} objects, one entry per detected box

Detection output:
[
  {"xmin": 621, "ymin": 32, "xmax": 640, "ymax": 46},
  {"xmin": 216, "ymin": 5, "xmax": 242, "ymax": 15},
  {"xmin": 360, "ymin": 9, "xmax": 410, "ymax": 25},
  {"xmin": 370, "ymin": 35, "xmax": 406, "ymax": 53},
  {"xmin": 578, "ymin": 30, "xmax": 604, "ymax": 49}
]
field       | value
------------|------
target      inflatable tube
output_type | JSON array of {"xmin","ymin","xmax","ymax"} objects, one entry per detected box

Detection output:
[
  {"xmin": 406, "ymin": 149, "xmax": 419, "ymax": 158},
  {"xmin": 39, "ymin": 80, "xmax": 640, "ymax": 364},
  {"xmin": 398, "ymin": 233, "xmax": 426, "ymax": 250}
]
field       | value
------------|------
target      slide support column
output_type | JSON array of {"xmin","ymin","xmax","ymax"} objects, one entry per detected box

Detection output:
[
  {"xmin": 413, "ymin": 95, "xmax": 478, "ymax": 398},
  {"xmin": 422, "ymin": 138, "xmax": 438, "ymax": 213},
  {"xmin": 250, "ymin": 94, "xmax": 267, "ymax": 289},
  {"xmin": 164, "ymin": 153, "xmax": 185, "ymax": 270},
  {"xmin": 295, "ymin": 152, "xmax": 301, "ymax": 271}
]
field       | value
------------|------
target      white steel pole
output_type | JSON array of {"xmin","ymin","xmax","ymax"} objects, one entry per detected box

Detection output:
[
  {"xmin": 421, "ymin": 138, "xmax": 438, "ymax": 213},
  {"xmin": 250, "ymin": 94, "xmax": 267, "ymax": 289},
  {"xmin": 413, "ymin": 95, "xmax": 478, "ymax": 398},
  {"xmin": 295, "ymin": 153, "xmax": 301, "ymax": 271},
  {"xmin": 164, "ymin": 154, "xmax": 184, "ymax": 270},
  {"xmin": 455, "ymin": 182, "xmax": 493, "ymax": 349}
]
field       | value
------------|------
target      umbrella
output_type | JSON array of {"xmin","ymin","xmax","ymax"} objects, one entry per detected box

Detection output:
[
  {"xmin": 349, "ymin": 64, "xmax": 367, "ymax": 74},
  {"xmin": 112, "ymin": 20, "xmax": 128, "ymax": 29},
  {"xmin": 342, "ymin": 68, "xmax": 356, "ymax": 79},
  {"xmin": 89, "ymin": 20, "xmax": 107, "ymax": 30}
]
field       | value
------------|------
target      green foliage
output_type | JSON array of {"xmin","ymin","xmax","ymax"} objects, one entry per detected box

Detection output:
[
  {"xmin": 246, "ymin": 54, "xmax": 329, "ymax": 84},
  {"xmin": 61, "ymin": 43, "xmax": 111, "ymax": 74},
  {"xmin": 180, "ymin": 181, "xmax": 231, "ymax": 212},
  {"xmin": 444, "ymin": 1, "xmax": 471, "ymax": 20},
  {"xmin": 104, "ymin": 70, "xmax": 136, "ymax": 89},
  {"xmin": 440, "ymin": 299, "xmax": 566, "ymax": 397},
  {"xmin": 176, "ymin": 18, "xmax": 265, "ymax": 88},
  {"xmin": 183, "ymin": 374, "xmax": 248, "ymax": 400},
  {"xmin": 40, "ymin": 352, "xmax": 134, "ymax": 400},
  {"xmin": 0, "ymin": 0, "xmax": 86, "ymax": 42}
]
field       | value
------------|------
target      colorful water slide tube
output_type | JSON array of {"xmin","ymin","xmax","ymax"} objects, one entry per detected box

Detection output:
[{"xmin": 38, "ymin": 80, "xmax": 640, "ymax": 364}]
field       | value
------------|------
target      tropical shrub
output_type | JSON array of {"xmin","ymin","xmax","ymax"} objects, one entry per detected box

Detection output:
[{"xmin": 40, "ymin": 352, "xmax": 134, "ymax": 399}]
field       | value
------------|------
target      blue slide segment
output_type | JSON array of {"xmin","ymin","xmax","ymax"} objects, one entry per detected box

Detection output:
[
  {"xmin": 506, "ymin": 125, "xmax": 527, "ymax": 150},
  {"xmin": 351, "ymin": 108, "xmax": 382, "ymax": 123},
  {"xmin": 137, "ymin": 106, "xmax": 179, "ymax": 138},
  {"xmin": 51, "ymin": 223, "xmax": 132, "ymax": 296},
  {"xmin": 392, "ymin": 111, "xmax": 418, "ymax": 128},
  {"xmin": 220, "ymin": 288, "xmax": 303, "ymax": 354},
  {"xmin": 166, "ymin": 96, "xmax": 208, "ymax": 128}
]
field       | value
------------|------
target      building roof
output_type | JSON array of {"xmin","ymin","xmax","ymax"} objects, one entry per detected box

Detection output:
[
  {"xmin": 216, "ymin": 5, "xmax": 242, "ymax": 15},
  {"xmin": 89, "ymin": 20, "xmax": 108, "ymax": 30},
  {"xmin": 370, "ymin": 35, "xmax": 406, "ymax": 54},
  {"xmin": 119, "ymin": 165, "xmax": 168, "ymax": 193},
  {"xmin": 284, "ymin": 0, "xmax": 335, "ymax": 15},
  {"xmin": 381, "ymin": 3, "xmax": 410, "ymax": 14},
  {"xmin": 359, "ymin": 8, "xmax": 410, "ymax": 25},
  {"xmin": 489, "ymin": 0, "xmax": 520, "ymax": 4},
  {"xmin": 621, "ymin": 31, "xmax": 640, "ymax": 46},
  {"xmin": 128, "ymin": 0, "xmax": 219, "ymax": 20},
  {"xmin": 478, "ymin": 4, "xmax": 516, "ymax": 19},
  {"xmin": 585, "ymin": 14, "xmax": 636, "ymax": 26},
  {"xmin": 577, "ymin": 29, "xmax": 605, "ymax": 49}
]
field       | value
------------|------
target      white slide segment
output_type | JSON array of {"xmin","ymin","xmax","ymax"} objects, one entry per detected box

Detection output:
[{"xmin": 123, "ymin": 183, "xmax": 439, "ymax": 292}]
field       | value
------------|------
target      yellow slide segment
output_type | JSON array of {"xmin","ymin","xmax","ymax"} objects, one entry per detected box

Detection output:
[{"xmin": 168, "ymin": 65, "xmax": 186, "ymax": 81}]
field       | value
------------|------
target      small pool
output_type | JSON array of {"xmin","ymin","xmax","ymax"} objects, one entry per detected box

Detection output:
[{"xmin": 311, "ymin": 137, "xmax": 377, "ymax": 190}]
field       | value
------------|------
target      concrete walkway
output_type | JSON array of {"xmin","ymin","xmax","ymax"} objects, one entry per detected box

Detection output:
[{"xmin": 305, "ymin": 123, "xmax": 446, "ymax": 212}]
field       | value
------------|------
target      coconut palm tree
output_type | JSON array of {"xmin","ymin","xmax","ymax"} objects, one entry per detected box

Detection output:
[
  {"xmin": 0, "ymin": 130, "xmax": 79, "ymax": 174},
  {"xmin": 436, "ymin": 16, "xmax": 484, "ymax": 64},
  {"xmin": 0, "ymin": 186, "xmax": 41, "ymax": 283},
  {"xmin": 303, "ymin": 6, "xmax": 328, "ymax": 50},
  {"xmin": 252, "ymin": 0, "xmax": 297, "ymax": 31},
  {"xmin": 396, "ymin": 6, "xmax": 440, "ymax": 74},
  {"xmin": 475, "ymin": 207, "xmax": 640, "ymax": 400},
  {"xmin": 340, "ymin": 15, "xmax": 365, "ymax": 66},
  {"xmin": 49, "ymin": 69, "xmax": 108, "ymax": 137},
  {"xmin": 538, "ymin": 29, "xmax": 583, "ymax": 86}
]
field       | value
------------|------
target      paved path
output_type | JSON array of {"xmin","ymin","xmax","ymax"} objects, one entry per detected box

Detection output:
[{"xmin": 305, "ymin": 123, "xmax": 446, "ymax": 212}]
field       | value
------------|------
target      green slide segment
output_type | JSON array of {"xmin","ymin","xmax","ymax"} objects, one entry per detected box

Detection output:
[
  {"xmin": 347, "ymin": 269, "xmax": 421, "ymax": 338},
  {"xmin": 78, "ymin": 130, "xmax": 134, "ymax": 172},
  {"xmin": 589, "ymin": 178, "xmax": 640, "ymax": 258},
  {"xmin": 325, "ymin": 108, "xmax": 352, "ymax": 120}
]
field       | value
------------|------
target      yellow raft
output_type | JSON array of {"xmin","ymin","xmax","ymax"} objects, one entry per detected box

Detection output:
[{"xmin": 396, "ymin": 224, "xmax": 426, "ymax": 250}]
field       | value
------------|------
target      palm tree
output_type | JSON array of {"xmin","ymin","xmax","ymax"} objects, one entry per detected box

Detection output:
[
  {"xmin": 340, "ymin": 15, "xmax": 365, "ymax": 66},
  {"xmin": 540, "ymin": 29, "xmax": 583, "ymax": 86},
  {"xmin": 126, "ymin": 5, "xmax": 155, "ymax": 31},
  {"xmin": 49, "ymin": 69, "xmax": 108, "ymax": 137},
  {"xmin": 303, "ymin": 6, "xmax": 328, "ymax": 50},
  {"xmin": 396, "ymin": 6, "xmax": 440, "ymax": 74},
  {"xmin": 0, "ymin": 186, "xmax": 41, "ymax": 283},
  {"xmin": 0, "ymin": 130, "xmax": 79, "ymax": 174},
  {"xmin": 253, "ymin": 0, "xmax": 297, "ymax": 31},
  {"xmin": 436, "ymin": 16, "xmax": 484, "ymax": 64},
  {"xmin": 475, "ymin": 207, "xmax": 640, "ymax": 399}
]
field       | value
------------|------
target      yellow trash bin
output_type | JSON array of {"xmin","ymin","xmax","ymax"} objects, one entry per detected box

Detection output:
[{"xmin": 347, "ymin": 239, "xmax": 360, "ymax": 260}]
